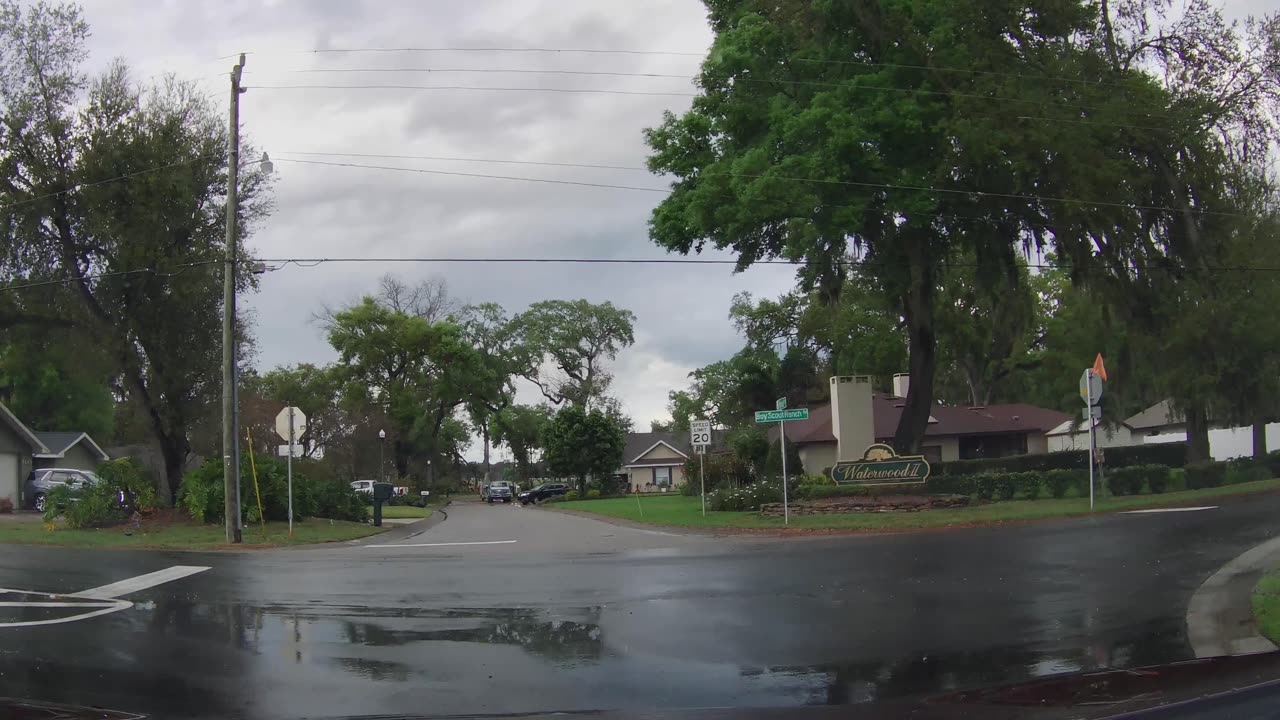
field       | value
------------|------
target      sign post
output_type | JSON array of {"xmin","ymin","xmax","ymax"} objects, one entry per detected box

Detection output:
[
  {"xmin": 1079, "ymin": 370, "xmax": 1103, "ymax": 510},
  {"xmin": 690, "ymin": 419, "xmax": 712, "ymax": 516},
  {"xmin": 275, "ymin": 406, "xmax": 307, "ymax": 537},
  {"xmin": 754, "ymin": 405, "xmax": 808, "ymax": 525}
]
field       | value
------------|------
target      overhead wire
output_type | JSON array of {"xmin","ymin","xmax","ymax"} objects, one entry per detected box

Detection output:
[
  {"xmin": 245, "ymin": 67, "xmax": 1175, "ymax": 120},
  {"xmin": 0, "ymin": 259, "xmax": 223, "ymax": 293},
  {"xmin": 232, "ymin": 46, "xmax": 1135, "ymax": 91},
  {"xmin": 271, "ymin": 156, "xmax": 1251, "ymax": 218}
]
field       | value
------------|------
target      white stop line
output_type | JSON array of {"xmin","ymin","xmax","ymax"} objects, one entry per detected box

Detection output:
[
  {"xmin": 1120, "ymin": 506, "xmax": 1218, "ymax": 514},
  {"xmin": 0, "ymin": 565, "xmax": 209, "ymax": 629}
]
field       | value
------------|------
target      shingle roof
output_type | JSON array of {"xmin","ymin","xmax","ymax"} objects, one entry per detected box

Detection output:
[
  {"xmin": 623, "ymin": 432, "xmax": 690, "ymax": 463},
  {"xmin": 775, "ymin": 395, "xmax": 1072, "ymax": 445},
  {"xmin": 1124, "ymin": 399, "xmax": 1183, "ymax": 431},
  {"xmin": 34, "ymin": 431, "xmax": 110, "ymax": 460}
]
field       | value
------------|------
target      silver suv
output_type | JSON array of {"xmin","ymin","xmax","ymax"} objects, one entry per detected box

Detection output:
[{"xmin": 23, "ymin": 468, "xmax": 100, "ymax": 512}]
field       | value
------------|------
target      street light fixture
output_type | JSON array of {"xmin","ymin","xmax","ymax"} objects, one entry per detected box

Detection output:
[{"xmin": 378, "ymin": 429, "xmax": 386, "ymax": 483}]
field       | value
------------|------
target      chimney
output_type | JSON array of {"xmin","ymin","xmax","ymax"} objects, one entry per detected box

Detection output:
[
  {"xmin": 830, "ymin": 375, "xmax": 874, "ymax": 462},
  {"xmin": 893, "ymin": 373, "xmax": 910, "ymax": 399}
]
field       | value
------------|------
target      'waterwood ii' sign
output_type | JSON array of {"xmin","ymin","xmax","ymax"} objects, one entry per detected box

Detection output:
[{"xmin": 831, "ymin": 444, "xmax": 931, "ymax": 485}]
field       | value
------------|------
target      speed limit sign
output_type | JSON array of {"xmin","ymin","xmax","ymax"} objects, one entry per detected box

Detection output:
[{"xmin": 690, "ymin": 419, "xmax": 711, "ymax": 448}]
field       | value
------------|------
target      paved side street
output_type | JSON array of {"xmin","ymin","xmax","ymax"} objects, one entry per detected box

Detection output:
[{"xmin": 0, "ymin": 495, "xmax": 1276, "ymax": 718}]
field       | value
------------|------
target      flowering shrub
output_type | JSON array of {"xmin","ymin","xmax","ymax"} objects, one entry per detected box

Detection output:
[{"xmin": 706, "ymin": 481, "xmax": 783, "ymax": 512}]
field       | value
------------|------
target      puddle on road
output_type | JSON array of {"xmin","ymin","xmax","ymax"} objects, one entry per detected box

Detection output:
[{"xmin": 0, "ymin": 594, "xmax": 1195, "ymax": 718}]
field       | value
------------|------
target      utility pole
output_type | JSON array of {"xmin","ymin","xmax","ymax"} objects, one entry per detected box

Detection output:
[{"xmin": 222, "ymin": 54, "xmax": 245, "ymax": 543}]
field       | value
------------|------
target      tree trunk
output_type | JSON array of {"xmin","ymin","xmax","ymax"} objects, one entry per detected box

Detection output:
[
  {"xmin": 893, "ymin": 242, "xmax": 937, "ymax": 453},
  {"xmin": 1253, "ymin": 417, "xmax": 1268, "ymax": 458},
  {"xmin": 577, "ymin": 473, "xmax": 587, "ymax": 496},
  {"xmin": 157, "ymin": 432, "xmax": 189, "ymax": 506},
  {"xmin": 1185, "ymin": 401, "xmax": 1212, "ymax": 464}
]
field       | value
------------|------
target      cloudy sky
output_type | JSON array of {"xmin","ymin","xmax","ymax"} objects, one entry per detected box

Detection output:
[
  {"xmin": 79, "ymin": 0, "xmax": 802, "ymax": 451},
  {"xmin": 78, "ymin": 0, "xmax": 1271, "ymax": 459}
]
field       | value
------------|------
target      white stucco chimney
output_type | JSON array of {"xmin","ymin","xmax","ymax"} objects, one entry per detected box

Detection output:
[
  {"xmin": 830, "ymin": 375, "xmax": 874, "ymax": 462},
  {"xmin": 892, "ymin": 373, "xmax": 910, "ymax": 399}
]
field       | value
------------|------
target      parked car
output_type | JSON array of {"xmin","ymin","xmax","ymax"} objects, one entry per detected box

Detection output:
[
  {"xmin": 23, "ymin": 468, "xmax": 101, "ymax": 512},
  {"xmin": 518, "ymin": 483, "xmax": 570, "ymax": 505},
  {"xmin": 350, "ymin": 480, "xmax": 375, "ymax": 494},
  {"xmin": 484, "ymin": 481, "xmax": 514, "ymax": 504}
]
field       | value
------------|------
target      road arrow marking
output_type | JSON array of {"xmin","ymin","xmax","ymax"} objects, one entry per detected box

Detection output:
[{"xmin": 0, "ymin": 565, "xmax": 210, "ymax": 629}]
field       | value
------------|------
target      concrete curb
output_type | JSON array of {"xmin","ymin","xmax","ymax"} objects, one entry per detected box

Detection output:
[
  {"xmin": 346, "ymin": 501, "xmax": 450, "ymax": 547},
  {"xmin": 1186, "ymin": 534, "xmax": 1280, "ymax": 658}
]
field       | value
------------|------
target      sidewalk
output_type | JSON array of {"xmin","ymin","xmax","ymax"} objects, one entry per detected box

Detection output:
[{"xmin": 1186, "ymin": 535, "xmax": 1280, "ymax": 657}]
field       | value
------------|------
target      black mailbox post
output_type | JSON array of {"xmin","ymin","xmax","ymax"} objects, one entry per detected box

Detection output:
[{"xmin": 372, "ymin": 482, "xmax": 394, "ymax": 527}]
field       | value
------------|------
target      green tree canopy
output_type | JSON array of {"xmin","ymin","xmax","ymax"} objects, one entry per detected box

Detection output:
[{"xmin": 543, "ymin": 405, "xmax": 625, "ymax": 496}]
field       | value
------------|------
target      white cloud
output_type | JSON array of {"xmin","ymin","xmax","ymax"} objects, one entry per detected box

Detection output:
[{"xmin": 78, "ymin": 0, "xmax": 797, "ymax": 455}]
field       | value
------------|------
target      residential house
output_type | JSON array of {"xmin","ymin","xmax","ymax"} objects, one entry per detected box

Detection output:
[
  {"xmin": 617, "ymin": 432, "xmax": 693, "ymax": 493},
  {"xmin": 1124, "ymin": 399, "xmax": 1280, "ymax": 460},
  {"xmin": 1045, "ymin": 419, "xmax": 1138, "ymax": 452},
  {"xmin": 33, "ymin": 432, "xmax": 111, "ymax": 470},
  {"xmin": 777, "ymin": 375, "xmax": 1072, "ymax": 474},
  {"xmin": 0, "ymin": 404, "xmax": 49, "ymax": 506}
]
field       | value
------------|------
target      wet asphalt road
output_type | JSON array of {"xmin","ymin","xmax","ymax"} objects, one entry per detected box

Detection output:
[{"xmin": 0, "ymin": 496, "xmax": 1278, "ymax": 719}]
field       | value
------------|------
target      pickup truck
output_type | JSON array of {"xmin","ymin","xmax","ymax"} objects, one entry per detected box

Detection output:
[{"xmin": 483, "ymin": 481, "xmax": 514, "ymax": 504}]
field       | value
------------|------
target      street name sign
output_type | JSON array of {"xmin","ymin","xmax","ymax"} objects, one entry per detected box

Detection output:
[{"xmin": 754, "ymin": 408, "xmax": 809, "ymax": 423}]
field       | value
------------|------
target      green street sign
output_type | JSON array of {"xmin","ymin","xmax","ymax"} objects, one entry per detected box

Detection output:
[
  {"xmin": 775, "ymin": 397, "xmax": 787, "ymax": 411},
  {"xmin": 831, "ymin": 444, "xmax": 930, "ymax": 485},
  {"xmin": 754, "ymin": 408, "xmax": 809, "ymax": 423}
]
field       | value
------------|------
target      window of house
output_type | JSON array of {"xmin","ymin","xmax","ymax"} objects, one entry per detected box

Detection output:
[{"xmin": 654, "ymin": 466, "xmax": 672, "ymax": 487}]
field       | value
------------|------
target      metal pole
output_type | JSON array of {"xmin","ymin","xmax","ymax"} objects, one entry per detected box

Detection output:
[
  {"xmin": 780, "ymin": 420, "xmax": 789, "ymax": 525},
  {"xmin": 699, "ymin": 450, "xmax": 706, "ymax": 516},
  {"xmin": 1087, "ymin": 369, "xmax": 1095, "ymax": 510},
  {"xmin": 380, "ymin": 439, "xmax": 385, "ymax": 482},
  {"xmin": 287, "ymin": 405, "xmax": 295, "ymax": 538},
  {"xmin": 221, "ymin": 55, "xmax": 244, "ymax": 544}
]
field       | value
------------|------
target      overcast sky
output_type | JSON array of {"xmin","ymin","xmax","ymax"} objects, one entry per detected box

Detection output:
[
  {"xmin": 78, "ymin": 0, "xmax": 1271, "ymax": 460},
  {"xmin": 79, "ymin": 0, "xmax": 802, "ymax": 456}
]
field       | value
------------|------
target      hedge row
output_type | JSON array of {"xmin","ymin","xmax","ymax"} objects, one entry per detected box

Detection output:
[{"xmin": 933, "ymin": 442, "xmax": 1188, "ymax": 477}]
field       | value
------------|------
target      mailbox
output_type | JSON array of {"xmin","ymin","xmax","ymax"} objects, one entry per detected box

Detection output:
[{"xmin": 371, "ymin": 482, "xmax": 395, "ymax": 527}]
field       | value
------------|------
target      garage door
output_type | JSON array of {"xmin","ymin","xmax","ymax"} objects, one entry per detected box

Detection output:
[{"xmin": 0, "ymin": 454, "xmax": 18, "ymax": 506}]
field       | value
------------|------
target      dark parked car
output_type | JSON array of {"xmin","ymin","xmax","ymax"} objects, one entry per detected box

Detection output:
[
  {"xmin": 518, "ymin": 483, "xmax": 569, "ymax": 505},
  {"xmin": 484, "ymin": 481, "xmax": 514, "ymax": 504},
  {"xmin": 23, "ymin": 468, "xmax": 101, "ymax": 512}
]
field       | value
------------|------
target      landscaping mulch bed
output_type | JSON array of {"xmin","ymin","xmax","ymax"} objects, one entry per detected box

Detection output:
[{"xmin": 760, "ymin": 494, "xmax": 972, "ymax": 516}]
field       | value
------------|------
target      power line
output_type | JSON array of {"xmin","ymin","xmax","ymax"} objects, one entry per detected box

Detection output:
[
  {"xmin": 0, "ymin": 259, "xmax": 222, "ymax": 293},
  {"xmin": 247, "ymin": 67, "xmax": 1173, "ymax": 120},
  {"xmin": 273, "ymin": 157, "xmax": 669, "ymax": 192},
  {"xmin": 246, "ymin": 81, "xmax": 1176, "ymax": 126},
  {"xmin": 275, "ymin": 150, "xmax": 641, "ymax": 172},
  {"xmin": 252, "ymin": 256, "xmax": 1280, "ymax": 274},
  {"xmin": 247, "ymin": 83, "xmax": 695, "ymax": 98},
  {"xmin": 273, "ymin": 156, "xmax": 1249, "ymax": 218},
  {"xmin": 0, "ymin": 155, "xmax": 219, "ymax": 212},
  {"xmin": 241, "ymin": 46, "xmax": 1132, "ymax": 91}
]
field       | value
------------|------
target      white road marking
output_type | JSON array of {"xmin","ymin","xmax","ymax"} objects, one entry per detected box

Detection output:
[
  {"xmin": 69, "ymin": 565, "xmax": 210, "ymax": 599},
  {"xmin": 1120, "ymin": 506, "xmax": 1217, "ymax": 514},
  {"xmin": 0, "ymin": 565, "xmax": 211, "ymax": 629},
  {"xmin": 367, "ymin": 540, "xmax": 518, "ymax": 548}
]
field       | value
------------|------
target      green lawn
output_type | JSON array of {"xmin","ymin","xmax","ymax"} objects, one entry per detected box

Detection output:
[
  {"xmin": 381, "ymin": 505, "xmax": 431, "ymax": 519},
  {"xmin": 555, "ymin": 478, "xmax": 1280, "ymax": 531},
  {"xmin": 1253, "ymin": 568, "xmax": 1280, "ymax": 644},
  {"xmin": 0, "ymin": 516, "xmax": 386, "ymax": 549}
]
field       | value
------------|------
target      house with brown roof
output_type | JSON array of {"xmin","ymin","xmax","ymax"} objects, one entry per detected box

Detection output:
[
  {"xmin": 616, "ymin": 431, "xmax": 692, "ymax": 494},
  {"xmin": 776, "ymin": 375, "xmax": 1071, "ymax": 475}
]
